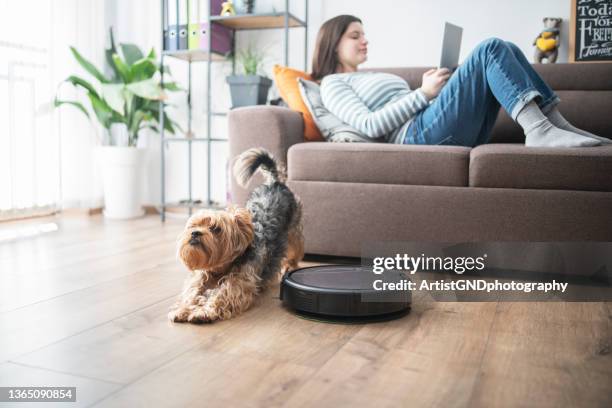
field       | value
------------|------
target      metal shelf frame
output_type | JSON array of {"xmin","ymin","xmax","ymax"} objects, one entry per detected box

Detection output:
[{"xmin": 159, "ymin": 0, "xmax": 308, "ymax": 222}]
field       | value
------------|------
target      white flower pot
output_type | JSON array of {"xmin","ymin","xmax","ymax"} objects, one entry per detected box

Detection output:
[{"xmin": 98, "ymin": 146, "xmax": 145, "ymax": 219}]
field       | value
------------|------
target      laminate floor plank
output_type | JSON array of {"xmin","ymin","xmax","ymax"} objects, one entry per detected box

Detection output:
[
  {"xmin": 0, "ymin": 261, "xmax": 183, "ymax": 362},
  {"xmin": 0, "ymin": 230, "xmax": 183, "ymax": 313},
  {"xmin": 0, "ymin": 218, "xmax": 183, "ymax": 276},
  {"xmin": 467, "ymin": 302, "xmax": 612, "ymax": 408},
  {"xmin": 10, "ymin": 285, "xmax": 360, "ymax": 383},
  {"xmin": 282, "ymin": 302, "xmax": 498, "ymax": 408},
  {"xmin": 0, "ymin": 215, "xmax": 165, "ymax": 260}
]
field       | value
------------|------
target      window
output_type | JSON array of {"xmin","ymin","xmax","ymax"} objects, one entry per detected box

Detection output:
[{"xmin": 0, "ymin": 1, "xmax": 59, "ymax": 220}]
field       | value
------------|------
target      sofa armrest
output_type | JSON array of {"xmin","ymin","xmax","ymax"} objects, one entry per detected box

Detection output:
[{"xmin": 229, "ymin": 105, "xmax": 304, "ymax": 206}]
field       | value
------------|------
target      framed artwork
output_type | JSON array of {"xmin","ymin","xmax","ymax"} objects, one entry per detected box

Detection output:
[{"xmin": 569, "ymin": 0, "xmax": 612, "ymax": 62}]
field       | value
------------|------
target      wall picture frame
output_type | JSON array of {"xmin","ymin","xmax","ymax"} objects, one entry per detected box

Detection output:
[{"xmin": 569, "ymin": 0, "xmax": 612, "ymax": 62}]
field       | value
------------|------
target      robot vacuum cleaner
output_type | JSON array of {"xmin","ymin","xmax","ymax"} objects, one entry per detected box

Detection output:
[{"xmin": 280, "ymin": 265, "xmax": 411, "ymax": 323}]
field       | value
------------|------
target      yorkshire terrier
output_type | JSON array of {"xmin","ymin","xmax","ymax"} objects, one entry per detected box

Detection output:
[{"xmin": 168, "ymin": 148, "xmax": 304, "ymax": 323}]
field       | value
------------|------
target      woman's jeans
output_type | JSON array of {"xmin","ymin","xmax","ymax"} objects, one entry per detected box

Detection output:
[{"xmin": 403, "ymin": 38, "xmax": 561, "ymax": 146}]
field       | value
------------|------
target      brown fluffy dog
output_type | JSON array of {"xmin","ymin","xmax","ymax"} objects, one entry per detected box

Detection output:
[{"xmin": 168, "ymin": 149, "xmax": 303, "ymax": 323}]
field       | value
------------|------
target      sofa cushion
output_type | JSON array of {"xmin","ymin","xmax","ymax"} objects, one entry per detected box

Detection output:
[
  {"xmin": 470, "ymin": 144, "xmax": 612, "ymax": 191},
  {"xmin": 288, "ymin": 142, "xmax": 471, "ymax": 186}
]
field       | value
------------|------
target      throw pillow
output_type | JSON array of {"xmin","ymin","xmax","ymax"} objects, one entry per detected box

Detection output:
[
  {"xmin": 272, "ymin": 65, "xmax": 324, "ymax": 141},
  {"xmin": 297, "ymin": 78, "xmax": 384, "ymax": 143}
]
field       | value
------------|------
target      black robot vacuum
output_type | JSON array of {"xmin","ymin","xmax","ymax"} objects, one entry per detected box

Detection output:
[{"xmin": 280, "ymin": 265, "xmax": 411, "ymax": 322}]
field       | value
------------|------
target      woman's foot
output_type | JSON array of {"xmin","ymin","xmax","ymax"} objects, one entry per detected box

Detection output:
[
  {"xmin": 517, "ymin": 101, "xmax": 601, "ymax": 147},
  {"xmin": 524, "ymin": 119, "xmax": 601, "ymax": 147},
  {"xmin": 546, "ymin": 107, "xmax": 612, "ymax": 145}
]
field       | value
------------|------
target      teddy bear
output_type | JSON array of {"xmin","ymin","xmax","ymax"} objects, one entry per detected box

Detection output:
[
  {"xmin": 533, "ymin": 17, "xmax": 562, "ymax": 63},
  {"xmin": 220, "ymin": 0, "xmax": 236, "ymax": 16}
]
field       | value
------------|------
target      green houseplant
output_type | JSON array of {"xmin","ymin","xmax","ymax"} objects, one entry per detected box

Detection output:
[
  {"xmin": 55, "ymin": 29, "xmax": 181, "ymax": 146},
  {"xmin": 55, "ymin": 29, "xmax": 182, "ymax": 219},
  {"xmin": 226, "ymin": 45, "xmax": 272, "ymax": 107}
]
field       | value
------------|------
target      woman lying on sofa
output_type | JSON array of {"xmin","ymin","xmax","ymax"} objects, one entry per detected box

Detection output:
[{"xmin": 314, "ymin": 15, "xmax": 611, "ymax": 148}]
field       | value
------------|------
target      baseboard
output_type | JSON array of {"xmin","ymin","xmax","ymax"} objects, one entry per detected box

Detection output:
[
  {"xmin": 140, "ymin": 206, "xmax": 191, "ymax": 215},
  {"xmin": 63, "ymin": 206, "xmax": 160, "ymax": 216},
  {"xmin": 61, "ymin": 207, "xmax": 102, "ymax": 216},
  {"xmin": 0, "ymin": 210, "xmax": 60, "ymax": 223},
  {"xmin": 89, "ymin": 207, "xmax": 103, "ymax": 216},
  {"xmin": 144, "ymin": 205, "xmax": 159, "ymax": 215},
  {"xmin": 62, "ymin": 206, "xmax": 196, "ymax": 217}
]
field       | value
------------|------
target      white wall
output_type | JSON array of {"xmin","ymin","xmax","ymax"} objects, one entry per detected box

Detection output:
[
  {"xmin": 317, "ymin": 0, "xmax": 572, "ymax": 68},
  {"xmin": 63, "ymin": 0, "xmax": 574, "ymax": 209}
]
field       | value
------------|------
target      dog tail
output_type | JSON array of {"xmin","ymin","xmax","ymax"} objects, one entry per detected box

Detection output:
[{"xmin": 233, "ymin": 148, "xmax": 285, "ymax": 187}]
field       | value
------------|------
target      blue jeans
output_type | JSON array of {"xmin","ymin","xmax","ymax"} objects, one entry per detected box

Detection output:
[{"xmin": 403, "ymin": 38, "xmax": 561, "ymax": 146}]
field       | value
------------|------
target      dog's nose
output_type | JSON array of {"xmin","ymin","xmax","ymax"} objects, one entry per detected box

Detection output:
[{"xmin": 191, "ymin": 230, "xmax": 202, "ymax": 238}]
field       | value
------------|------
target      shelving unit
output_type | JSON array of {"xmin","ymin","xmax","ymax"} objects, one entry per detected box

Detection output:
[{"xmin": 159, "ymin": 0, "xmax": 309, "ymax": 221}]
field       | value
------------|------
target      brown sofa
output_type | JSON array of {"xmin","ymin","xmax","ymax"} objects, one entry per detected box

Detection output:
[{"xmin": 229, "ymin": 63, "xmax": 612, "ymax": 257}]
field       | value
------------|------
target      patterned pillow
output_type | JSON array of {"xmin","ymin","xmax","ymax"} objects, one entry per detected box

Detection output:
[{"xmin": 297, "ymin": 78, "xmax": 383, "ymax": 143}]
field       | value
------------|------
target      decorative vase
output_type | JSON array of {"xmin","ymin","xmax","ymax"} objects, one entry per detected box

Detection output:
[{"xmin": 98, "ymin": 145, "xmax": 145, "ymax": 219}]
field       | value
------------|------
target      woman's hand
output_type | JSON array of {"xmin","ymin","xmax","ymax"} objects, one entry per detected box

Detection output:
[{"xmin": 420, "ymin": 68, "xmax": 451, "ymax": 100}]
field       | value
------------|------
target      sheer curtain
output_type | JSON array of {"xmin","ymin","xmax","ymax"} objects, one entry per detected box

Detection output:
[{"xmin": 0, "ymin": 0, "xmax": 107, "ymax": 221}]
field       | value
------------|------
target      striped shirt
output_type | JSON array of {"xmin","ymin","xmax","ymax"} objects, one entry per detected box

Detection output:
[{"xmin": 320, "ymin": 71, "xmax": 430, "ymax": 144}]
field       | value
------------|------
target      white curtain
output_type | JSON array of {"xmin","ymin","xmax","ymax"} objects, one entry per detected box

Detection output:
[{"xmin": 0, "ymin": 0, "xmax": 107, "ymax": 219}]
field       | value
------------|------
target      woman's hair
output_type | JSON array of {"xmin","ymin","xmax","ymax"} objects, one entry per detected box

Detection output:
[{"xmin": 311, "ymin": 15, "xmax": 362, "ymax": 81}]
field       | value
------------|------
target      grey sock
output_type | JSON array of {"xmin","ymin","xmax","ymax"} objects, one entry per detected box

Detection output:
[
  {"xmin": 546, "ymin": 107, "xmax": 612, "ymax": 145},
  {"xmin": 516, "ymin": 101, "xmax": 601, "ymax": 147}
]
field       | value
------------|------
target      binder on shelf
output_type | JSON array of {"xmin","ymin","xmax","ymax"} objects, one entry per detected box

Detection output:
[
  {"xmin": 187, "ymin": 0, "xmax": 233, "ymax": 55},
  {"xmin": 178, "ymin": 0, "xmax": 188, "ymax": 50},
  {"xmin": 164, "ymin": 0, "xmax": 233, "ymax": 55},
  {"xmin": 164, "ymin": 28, "xmax": 178, "ymax": 51},
  {"xmin": 178, "ymin": 27, "xmax": 188, "ymax": 50},
  {"xmin": 186, "ymin": 22, "xmax": 232, "ymax": 55},
  {"xmin": 187, "ymin": 0, "xmax": 202, "ymax": 50},
  {"xmin": 163, "ymin": 0, "xmax": 179, "ymax": 50},
  {"xmin": 162, "ymin": 0, "xmax": 188, "ymax": 50}
]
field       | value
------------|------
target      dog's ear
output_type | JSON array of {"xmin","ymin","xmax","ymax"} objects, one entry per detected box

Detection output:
[{"xmin": 230, "ymin": 207, "xmax": 255, "ymax": 246}]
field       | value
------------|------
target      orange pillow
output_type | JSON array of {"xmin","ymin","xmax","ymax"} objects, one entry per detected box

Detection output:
[{"xmin": 273, "ymin": 65, "xmax": 324, "ymax": 141}]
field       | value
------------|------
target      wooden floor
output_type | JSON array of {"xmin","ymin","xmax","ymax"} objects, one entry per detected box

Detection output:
[{"xmin": 0, "ymin": 214, "xmax": 610, "ymax": 408}]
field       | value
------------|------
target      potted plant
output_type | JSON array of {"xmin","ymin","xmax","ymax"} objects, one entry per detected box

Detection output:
[
  {"xmin": 55, "ymin": 29, "xmax": 181, "ymax": 219},
  {"xmin": 226, "ymin": 45, "xmax": 272, "ymax": 108}
]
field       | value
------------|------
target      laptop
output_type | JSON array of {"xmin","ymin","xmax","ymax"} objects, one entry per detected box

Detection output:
[{"xmin": 440, "ymin": 22, "xmax": 463, "ymax": 71}]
